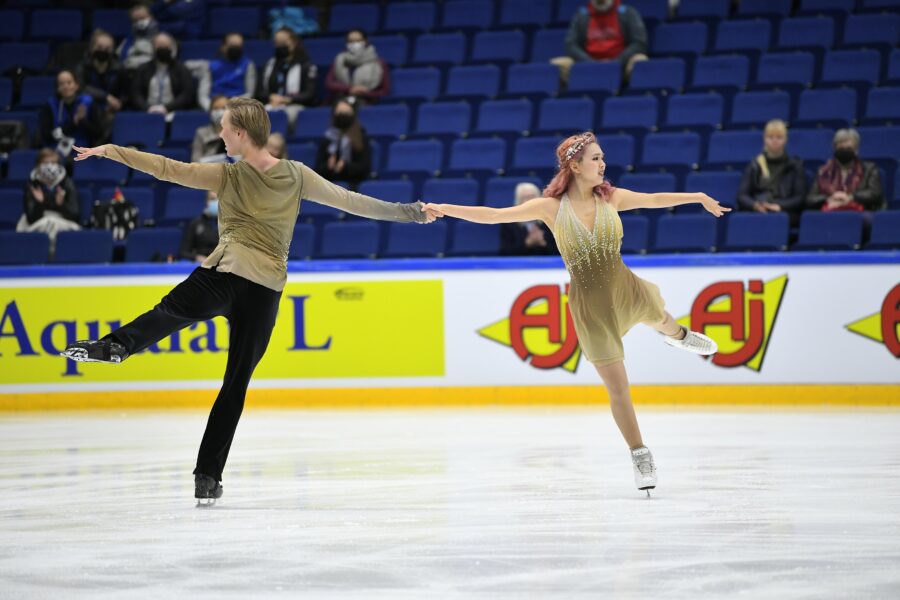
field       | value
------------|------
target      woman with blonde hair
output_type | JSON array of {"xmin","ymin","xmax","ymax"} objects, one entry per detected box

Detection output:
[{"xmin": 424, "ymin": 131, "xmax": 730, "ymax": 494}]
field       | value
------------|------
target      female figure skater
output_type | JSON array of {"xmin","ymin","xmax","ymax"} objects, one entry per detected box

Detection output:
[
  {"xmin": 61, "ymin": 98, "xmax": 438, "ymax": 504},
  {"xmin": 423, "ymin": 132, "xmax": 730, "ymax": 494}
]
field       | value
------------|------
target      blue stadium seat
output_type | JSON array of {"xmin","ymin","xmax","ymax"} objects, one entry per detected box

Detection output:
[
  {"xmin": 842, "ymin": 13, "xmax": 900, "ymax": 49},
  {"xmin": 292, "ymin": 107, "xmax": 333, "ymax": 141},
  {"xmin": 629, "ymin": 58, "xmax": 686, "ymax": 94},
  {"xmin": 177, "ymin": 41, "xmax": 219, "ymax": 62},
  {"xmin": 755, "ymin": 52, "xmax": 815, "ymax": 89},
  {"xmin": 628, "ymin": 0, "xmax": 669, "ymax": 26},
  {"xmin": 447, "ymin": 222, "xmax": 500, "ymax": 256},
  {"xmin": 865, "ymin": 211, "xmax": 900, "ymax": 250},
  {"xmin": 445, "ymin": 64, "xmax": 501, "ymax": 99},
  {"xmin": 537, "ymin": 97, "xmax": 594, "ymax": 134},
  {"xmin": 98, "ymin": 187, "xmax": 156, "ymax": 226},
  {"xmin": 288, "ymin": 223, "xmax": 315, "ymax": 260},
  {"xmin": 685, "ymin": 171, "xmax": 743, "ymax": 209},
  {"xmin": 0, "ymin": 43, "xmax": 50, "ymax": 73},
  {"xmin": 822, "ymin": 49, "xmax": 881, "ymax": 89},
  {"xmin": 124, "ymin": 228, "xmax": 182, "ymax": 262},
  {"xmin": 505, "ymin": 63, "xmax": 560, "ymax": 97},
  {"xmin": 162, "ymin": 188, "xmax": 206, "ymax": 227},
  {"xmin": 796, "ymin": 88, "xmax": 856, "ymax": 127},
  {"xmin": 6, "ymin": 149, "xmax": 39, "ymax": 183},
  {"xmin": 722, "ymin": 212, "xmax": 789, "ymax": 251},
  {"xmin": 298, "ymin": 200, "xmax": 343, "ymax": 224},
  {"xmin": 888, "ymin": 49, "xmax": 900, "ymax": 84},
  {"xmin": 0, "ymin": 232, "xmax": 49, "ymax": 265},
  {"xmin": 641, "ymin": 132, "xmax": 702, "ymax": 168},
  {"xmin": 440, "ymin": 0, "xmax": 494, "ymax": 30},
  {"xmin": 665, "ymin": 93, "xmax": 725, "ymax": 128},
  {"xmin": 484, "ymin": 176, "xmax": 543, "ymax": 208},
  {"xmin": 691, "ymin": 55, "xmax": 750, "ymax": 90},
  {"xmin": 416, "ymin": 101, "xmax": 472, "ymax": 137},
  {"xmin": 384, "ymin": 2, "xmax": 437, "ymax": 32},
  {"xmin": 677, "ymin": 0, "xmax": 731, "ymax": 20},
  {"xmin": 413, "ymin": 32, "xmax": 467, "ymax": 66},
  {"xmin": 384, "ymin": 221, "xmax": 448, "ymax": 257},
  {"xmin": 73, "ymin": 159, "xmax": 129, "ymax": 186},
  {"xmin": 112, "ymin": 113, "xmax": 166, "ymax": 149},
  {"xmin": 705, "ymin": 131, "xmax": 762, "ymax": 167},
  {"xmin": 29, "ymin": 10, "xmax": 83, "ymax": 40},
  {"xmin": 0, "ymin": 77, "xmax": 11, "ymax": 109},
  {"xmin": 654, "ymin": 214, "xmax": 718, "ymax": 253},
  {"xmin": 471, "ymin": 30, "xmax": 525, "ymax": 63},
  {"xmin": 208, "ymin": 7, "xmax": 261, "ymax": 36},
  {"xmin": 267, "ymin": 110, "xmax": 289, "ymax": 138},
  {"xmin": 793, "ymin": 211, "xmax": 864, "ymax": 250},
  {"xmin": 652, "ymin": 22, "xmax": 709, "ymax": 57},
  {"xmin": 475, "ymin": 99, "xmax": 533, "ymax": 135},
  {"xmin": 422, "ymin": 178, "xmax": 480, "ymax": 206},
  {"xmin": 511, "ymin": 136, "xmax": 561, "ymax": 175},
  {"xmin": 54, "ymin": 230, "xmax": 115, "ymax": 264},
  {"xmin": 304, "ymin": 37, "xmax": 345, "ymax": 69},
  {"xmin": 714, "ymin": 19, "xmax": 772, "ymax": 54},
  {"xmin": 359, "ymin": 104, "xmax": 410, "ymax": 138},
  {"xmin": 799, "ymin": 0, "xmax": 854, "ymax": 15},
  {"xmin": 391, "ymin": 67, "xmax": 441, "ymax": 100},
  {"xmin": 601, "ymin": 95, "xmax": 659, "ymax": 130},
  {"xmin": 738, "ymin": 0, "xmax": 792, "ymax": 18},
  {"xmin": 865, "ymin": 88, "xmax": 900, "ymax": 124},
  {"xmin": 319, "ymin": 221, "xmax": 380, "ymax": 258},
  {"xmin": 777, "ymin": 16, "xmax": 836, "ymax": 51},
  {"xmin": 327, "ymin": 4, "xmax": 380, "ymax": 34},
  {"xmin": 730, "ymin": 90, "xmax": 791, "ymax": 126},
  {"xmin": 170, "ymin": 111, "xmax": 210, "ymax": 144},
  {"xmin": 567, "ymin": 62, "xmax": 622, "ymax": 96},
  {"xmin": 91, "ymin": 9, "xmax": 130, "ymax": 39},
  {"xmin": 860, "ymin": 0, "xmax": 900, "ymax": 8},
  {"xmin": 555, "ymin": 0, "xmax": 585, "ymax": 25},
  {"xmin": 0, "ymin": 10, "xmax": 25, "ymax": 41},
  {"xmin": 448, "ymin": 138, "xmax": 507, "ymax": 174},
  {"xmin": 386, "ymin": 140, "xmax": 444, "ymax": 175},
  {"xmin": 499, "ymin": 0, "xmax": 553, "ymax": 28},
  {"xmin": 531, "ymin": 28, "xmax": 567, "ymax": 63},
  {"xmin": 0, "ymin": 189, "xmax": 23, "ymax": 230},
  {"xmin": 789, "ymin": 128, "xmax": 834, "ymax": 163},
  {"xmin": 596, "ymin": 134, "xmax": 636, "ymax": 171},
  {"xmin": 18, "ymin": 76, "xmax": 55, "ymax": 108},
  {"xmin": 856, "ymin": 127, "xmax": 900, "ymax": 161},
  {"xmin": 358, "ymin": 179, "xmax": 415, "ymax": 204},
  {"xmin": 619, "ymin": 172, "xmax": 678, "ymax": 194},
  {"xmin": 620, "ymin": 215, "xmax": 650, "ymax": 255},
  {"xmin": 368, "ymin": 35, "xmax": 409, "ymax": 67}
]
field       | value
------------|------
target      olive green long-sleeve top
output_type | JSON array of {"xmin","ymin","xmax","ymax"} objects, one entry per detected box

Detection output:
[{"xmin": 102, "ymin": 145, "xmax": 427, "ymax": 291}]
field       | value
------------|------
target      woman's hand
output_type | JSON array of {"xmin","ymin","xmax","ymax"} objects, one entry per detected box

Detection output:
[
  {"xmin": 73, "ymin": 145, "xmax": 109, "ymax": 161},
  {"xmin": 699, "ymin": 193, "xmax": 731, "ymax": 217},
  {"xmin": 422, "ymin": 202, "xmax": 445, "ymax": 218},
  {"xmin": 55, "ymin": 187, "xmax": 66, "ymax": 206},
  {"xmin": 31, "ymin": 184, "xmax": 44, "ymax": 203}
]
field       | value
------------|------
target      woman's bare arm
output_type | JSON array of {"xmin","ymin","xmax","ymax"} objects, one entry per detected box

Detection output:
[
  {"xmin": 424, "ymin": 196, "xmax": 557, "ymax": 226},
  {"xmin": 612, "ymin": 188, "xmax": 731, "ymax": 217}
]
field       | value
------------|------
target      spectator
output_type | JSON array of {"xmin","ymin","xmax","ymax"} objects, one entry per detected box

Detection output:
[
  {"xmin": 807, "ymin": 128, "xmax": 884, "ymax": 213},
  {"xmin": 180, "ymin": 190, "xmax": 220, "ymax": 262},
  {"xmin": 40, "ymin": 70, "xmax": 105, "ymax": 157},
  {"xmin": 191, "ymin": 95, "xmax": 228, "ymax": 163},
  {"xmin": 559, "ymin": 0, "xmax": 648, "ymax": 80},
  {"xmin": 266, "ymin": 132, "xmax": 287, "ymax": 159},
  {"xmin": 17, "ymin": 149, "xmax": 81, "ymax": 252},
  {"xmin": 314, "ymin": 99, "xmax": 372, "ymax": 190},
  {"xmin": 737, "ymin": 119, "xmax": 806, "ymax": 227},
  {"xmin": 500, "ymin": 183, "xmax": 560, "ymax": 256},
  {"xmin": 151, "ymin": 0, "xmax": 206, "ymax": 40},
  {"xmin": 130, "ymin": 32, "xmax": 196, "ymax": 114},
  {"xmin": 118, "ymin": 2, "xmax": 159, "ymax": 71},
  {"xmin": 258, "ymin": 27, "xmax": 317, "ymax": 126},
  {"xmin": 198, "ymin": 32, "xmax": 258, "ymax": 111},
  {"xmin": 325, "ymin": 29, "xmax": 389, "ymax": 105},
  {"xmin": 76, "ymin": 29, "xmax": 129, "ymax": 144}
]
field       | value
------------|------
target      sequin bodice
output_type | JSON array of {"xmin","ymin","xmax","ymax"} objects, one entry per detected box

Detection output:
[{"xmin": 552, "ymin": 193, "xmax": 623, "ymax": 287}]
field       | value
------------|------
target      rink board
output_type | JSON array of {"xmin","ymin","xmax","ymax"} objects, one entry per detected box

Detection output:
[{"xmin": 0, "ymin": 253, "xmax": 898, "ymax": 408}]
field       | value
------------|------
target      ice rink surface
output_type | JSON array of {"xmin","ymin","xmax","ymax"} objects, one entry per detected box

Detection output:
[{"xmin": 1, "ymin": 408, "xmax": 898, "ymax": 599}]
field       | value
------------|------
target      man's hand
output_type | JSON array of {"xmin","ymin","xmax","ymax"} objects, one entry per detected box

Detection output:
[
  {"xmin": 73, "ymin": 145, "xmax": 110, "ymax": 161},
  {"xmin": 106, "ymin": 94, "xmax": 122, "ymax": 111}
]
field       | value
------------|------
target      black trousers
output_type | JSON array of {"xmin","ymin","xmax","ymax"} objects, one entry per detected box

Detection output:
[{"xmin": 108, "ymin": 267, "xmax": 281, "ymax": 481}]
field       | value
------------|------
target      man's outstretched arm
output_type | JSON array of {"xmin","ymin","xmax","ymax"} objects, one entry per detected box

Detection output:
[{"xmin": 74, "ymin": 145, "xmax": 225, "ymax": 193}]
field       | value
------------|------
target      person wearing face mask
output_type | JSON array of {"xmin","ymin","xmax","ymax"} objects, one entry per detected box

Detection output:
[
  {"xmin": 258, "ymin": 27, "xmax": 317, "ymax": 126},
  {"xmin": 180, "ymin": 190, "xmax": 220, "ymax": 262},
  {"xmin": 315, "ymin": 99, "xmax": 372, "ymax": 190},
  {"xmin": 325, "ymin": 29, "xmax": 390, "ymax": 105},
  {"xmin": 131, "ymin": 32, "xmax": 196, "ymax": 115},
  {"xmin": 807, "ymin": 128, "xmax": 884, "ymax": 213},
  {"xmin": 39, "ymin": 70, "xmax": 104, "ymax": 156},
  {"xmin": 192, "ymin": 95, "xmax": 228, "ymax": 162},
  {"xmin": 500, "ymin": 183, "xmax": 559, "ymax": 256},
  {"xmin": 76, "ymin": 30, "xmax": 129, "ymax": 116},
  {"xmin": 266, "ymin": 132, "xmax": 288, "ymax": 160},
  {"xmin": 198, "ymin": 32, "xmax": 257, "ymax": 112},
  {"xmin": 737, "ymin": 120, "xmax": 807, "ymax": 227},
  {"xmin": 559, "ymin": 0, "xmax": 648, "ymax": 81},
  {"xmin": 118, "ymin": 3, "xmax": 159, "ymax": 71},
  {"xmin": 18, "ymin": 149, "xmax": 81, "ymax": 252}
]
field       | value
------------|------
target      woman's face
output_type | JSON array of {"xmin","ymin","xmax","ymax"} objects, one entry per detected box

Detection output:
[
  {"xmin": 334, "ymin": 101, "xmax": 354, "ymax": 118},
  {"xmin": 57, "ymin": 72, "xmax": 78, "ymax": 100},
  {"xmin": 274, "ymin": 31, "xmax": 294, "ymax": 52},
  {"xmin": 573, "ymin": 142, "xmax": 605, "ymax": 186},
  {"xmin": 211, "ymin": 97, "xmax": 228, "ymax": 113},
  {"xmin": 764, "ymin": 129, "xmax": 786, "ymax": 156},
  {"xmin": 93, "ymin": 34, "xmax": 114, "ymax": 55}
]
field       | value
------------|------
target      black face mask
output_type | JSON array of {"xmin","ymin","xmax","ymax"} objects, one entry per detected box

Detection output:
[
  {"xmin": 92, "ymin": 50, "xmax": 111, "ymax": 63},
  {"xmin": 834, "ymin": 148, "xmax": 856, "ymax": 165},
  {"xmin": 333, "ymin": 113, "xmax": 355, "ymax": 130},
  {"xmin": 155, "ymin": 48, "xmax": 173, "ymax": 64},
  {"xmin": 225, "ymin": 46, "xmax": 243, "ymax": 62},
  {"xmin": 274, "ymin": 45, "xmax": 290, "ymax": 60}
]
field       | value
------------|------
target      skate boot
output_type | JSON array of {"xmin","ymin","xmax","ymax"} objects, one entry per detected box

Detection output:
[
  {"xmin": 60, "ymin": 338, "xmax": 129, "ymax": 364},
  {"xmin": 664, "ymin": 326, "xmax": 717, "ymax": 356},
  {"xmin": 631, "ymin": 446, "xmax": 657, "ymax": 496},
  {"xmin": 195, "ymin": 474, "xmax": 223, "ymax": 507}
]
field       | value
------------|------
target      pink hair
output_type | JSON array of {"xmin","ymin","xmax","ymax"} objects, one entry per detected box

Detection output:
[{"xmin": 542, "ymin": 132, "xmax": 613, "ymax": 201}]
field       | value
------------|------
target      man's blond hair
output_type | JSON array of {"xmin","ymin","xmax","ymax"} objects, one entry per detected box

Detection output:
[{"xmin": 226, "ymin": 98, "xmax": 270, "ymax": 149}]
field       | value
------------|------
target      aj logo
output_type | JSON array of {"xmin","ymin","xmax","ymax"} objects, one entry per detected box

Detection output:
[
  {"xmin": 478, "ymin": 284, "xmax": 581, "ymax": 373},
  {"xmin": 676, "ymin": 276, "xmax": 788, "ymax": 371},
  {"xmin": 845, "ymin": 283, "xmax": 900, "ymax": 358}
]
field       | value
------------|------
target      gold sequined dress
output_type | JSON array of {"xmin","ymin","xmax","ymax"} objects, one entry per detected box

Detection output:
[{"xmin": 552, "ymin": 193, "xmax": 666, "ymax": 366}]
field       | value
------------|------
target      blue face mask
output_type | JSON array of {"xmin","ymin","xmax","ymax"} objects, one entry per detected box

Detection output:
[{"xmin": 205, "ymin": 200, "xmax": 219, "ymax": 217}]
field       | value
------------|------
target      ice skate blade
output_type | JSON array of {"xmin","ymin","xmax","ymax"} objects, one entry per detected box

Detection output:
[
  {"xmin": 59, "ymin": 349, "xmax": 121, "ymax": 364},
  {"xmin": 195, "ymin": 498, "xmax": 218, "ymax": 508}
]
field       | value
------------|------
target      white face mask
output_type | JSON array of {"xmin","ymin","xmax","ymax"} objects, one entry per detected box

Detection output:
[
  {"xmin": 347, "ymin": 41, "xmax": 365, "ymax": 54},
  {"xmin": 210, "ymin": 108, "xmax": 225, "ymax": 125},
  {"xmin": 37, "ymin": 162, "xmax": 65, "ymax": 186}
]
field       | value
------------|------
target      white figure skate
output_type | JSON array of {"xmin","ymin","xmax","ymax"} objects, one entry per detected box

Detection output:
[
  {"xmin": 631, "ymin": 446, "xmax": 657, "ymax": 497},
  {"xmin": 664, "ymin": 326, "xmax": 717, "ymax": 356}
]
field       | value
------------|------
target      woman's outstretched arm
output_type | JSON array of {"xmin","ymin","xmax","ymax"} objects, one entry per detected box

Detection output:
[
  {"xmin": 612, "ymin": 188, "xmax": 731, "ymax": 216},
  {"xmin": 74, "ymin": 144, "xmax": 225, "ymax": 193},
  {"xmin": 423, "ymin": 197, "xmax": 556, "ymax": 225}
]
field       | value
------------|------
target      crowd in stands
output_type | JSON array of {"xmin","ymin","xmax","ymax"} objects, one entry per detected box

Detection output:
[{"xmin": 0, "ymin": 0, "xmax": 898, "ymax": 265}]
